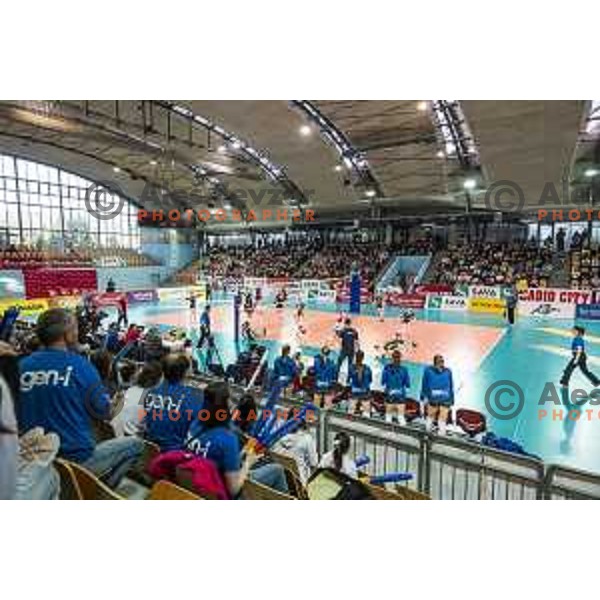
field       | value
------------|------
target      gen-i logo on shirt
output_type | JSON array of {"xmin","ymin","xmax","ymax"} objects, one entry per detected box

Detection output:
[{"xmin": 20, "ymin": 366, "xmax": 73, "ymax": 392}]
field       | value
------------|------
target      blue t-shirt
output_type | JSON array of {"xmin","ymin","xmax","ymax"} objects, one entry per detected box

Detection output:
[
  {"xmin": 348, "ymin": 364, "xmax": 373, "ymax": 395},
  {"xmin": 572, "ymin": 336, "xmax": 585, "ymax": 353},
  {"xmin": 420, "ymin": 366, "xmax": 454, "ymax": 404},
  {"xmin": 273, "ymin": 355, "xmax": 298, "ymax": 382},
  {"xmin": 200, "ymin": 310, "xmax": 210, "ymax": 330},
  {"xmin": 185, "ymin": 422, "xmax": 240, "ymax": 474},
  {"xmin": 314, "ymin": 355, "xmax": 336, "ymax": 388},
  {"xmin": 381, "ymin": 363, "xmax": 410, "ymax": 399},
  {"xmin": 338, "ymin": 327, "xmax": 358, "ymax": 355},
  {"xmin": 18, "ymin": 348, "xmax": 111, "ymax": 463},
  {"xmin": 142, "ymin": 381, "xmax": 204, "ymax": 452}
]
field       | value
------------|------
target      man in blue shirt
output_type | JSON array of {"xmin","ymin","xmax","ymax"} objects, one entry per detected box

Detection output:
[
  {"xmin": 18, "ymin": 308, "xmax": 142, "ymax": 488},
  {"xmin": 560, "ymin": 326, "xmax": 600, "ymax": 388},
  {"xmin": 336, "ymin": 318, "xmax": 359, "ymax": 381},
  {"xmin": 421, "ymin": 354, "xmax": 454, "ymax": 434},
  {"xmin": 142, "ymin": 353, "xmax": 204, "ymax": 451},
  {"xmin": 381, "ymin": 350, "xmax": 410, "ymax": 425},
  {"xmin": 313, "ymin": 346, "xmax": 336, "ymax": 407},
  {"xmin": 347, "ymin": 350, "xmax": 373, "ymax": 417}
]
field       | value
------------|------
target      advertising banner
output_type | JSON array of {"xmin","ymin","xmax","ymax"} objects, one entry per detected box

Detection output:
[
  {"xmin": 575, "ymin": 304, "xmax": 600, "ymax": 320},
  {"xmin": 414, "ymin": 284, "xmax": 454, "ymax": 296},
  {"xmin": 385, "ymin": 292, "xmax": 426, "ymax": 308},
  {"xmin": 468, "ymin": 297, "xmax": 506, "ymax": 314},
  {"xmin": 426, "ymin": 295, "xmax": 468, "ymax": 311},
  {"xmin": 520, "ymin": 301, "xmax": 576, "ymax": 319},
  {"xmin": 518, "ymin": 287, "xmax": 593, "ymax": 306},
  {"xmin": 127, "ymin": 290, "xmax": 159, "ymax": 304},
  {"xmin": 468, "ymin": 285, "xmax": 503, "ymax": 300},
  {"xmin": 0, "ymin": 298, "xmax": 49, "ymax": 316}
]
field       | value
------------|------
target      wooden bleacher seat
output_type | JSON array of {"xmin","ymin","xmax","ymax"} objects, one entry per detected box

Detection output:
[
  {"xmin": 241, "ymin": 478, "xmax": 297, "ymax": 500},
  {"xmin": 148, "ymin": 480, "xmax": 203, "ymax": 500},
  {"xmin": 55, "ymin": 458, "xmax": 123, "ymax": 500}
]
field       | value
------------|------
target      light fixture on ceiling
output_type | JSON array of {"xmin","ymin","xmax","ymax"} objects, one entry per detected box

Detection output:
[
  {"xmin": 463, "ymin": 178, "xmax": 477, "ymax": 190},
  {"xmin": 231, "ymin": 140, "xmax": 242, "ymax": 150},
  {"xmin": 585, "ymin": 168, "xmax": 599, "ymax": 178},
  {"xmin": 436, "ymin": 150, "xmax": 445, "ymax": 158},
  {"xmin": 217, "ymin": 145, "xmax": 227, "ymax": 154},
  {"xmin": 334, "ymin": 165, "xmax": 343, "ymax": 172},
  {"xmin": 365, "ymin": 189, "xmax": 376, "ymax": 198},
  {"xmin": 417, "ymin": 101, "xmax": 428, "ymax": 112},
  {"xmin": 149, "ymin": 160, "xmax": 157, "ymax": 166},
  {"xmin": 113, "ymin": 166, "xmax": 121, "ymax": 173},
  {"xmin": 299, "ymin": 124, "xmax": 312, "ymax": 136}
]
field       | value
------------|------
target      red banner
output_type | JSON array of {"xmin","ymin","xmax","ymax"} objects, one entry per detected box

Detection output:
[
  {"xmin": 23, "ymin": 268, "xmax": 97, "ymax": 299},
  {"xmin": 88, "ymin": 292, "xmax": 127, "ymax": 310},
  {"xmin": 414, "ymin": 284, "xmax": 454, "ymax": 295},
  {"xmin": 385, "ymin": 292, "xmax": 426, "ymax": 308}
]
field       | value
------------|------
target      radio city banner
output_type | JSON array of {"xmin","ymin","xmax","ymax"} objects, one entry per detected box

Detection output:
[
  {"xmin": 426, "ymin": 295, "xmax": 467, "ymax": 311},
  {"xmin": 518, "ymin": 287, "xmax": 593, "ymax": 306}
]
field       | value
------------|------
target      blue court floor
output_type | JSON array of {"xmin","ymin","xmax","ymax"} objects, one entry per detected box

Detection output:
[{"xmin": 128, "ymin": 296, "xmax": 600, "ymax": 474}]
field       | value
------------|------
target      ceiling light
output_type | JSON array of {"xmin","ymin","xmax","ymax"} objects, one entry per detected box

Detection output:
[
  {"xmin": 334, "ymin": 165, "xmax": 343, "ymax": 172},
  {"xmin": 585, "ymin": 168, "xmax": 599, "ymax": 178},
  {"xmin": 463, "ymin": 179, "xmax": 477, "ymax": 190},
  {"xmin": 217, "ymin": 145, "xmax": 227, "ymax": 154},
  {"xmin": 417, "ymin": 101, "xmax": 428, "ymax": 112},
  {"xmin": 299, "ymin": 124, "xmax": 312, "ymax": 136},
  {"xmin": 113, "ymin": 166, "xmax": 121, "ymax": 173},
  {"xmin": 149, "ymin": 160, "xmax": 157, "ymax": 166},
  {"xmin": 231, "ymin": 140, "xmax": 241, "ymax": 150},
  {"xmin": 365, "ymin": 189, "xmax": 376, "ymax": 198},
  {"xmin": 436, "ymin": 150, "xmax": 445, "ymax": 158}
]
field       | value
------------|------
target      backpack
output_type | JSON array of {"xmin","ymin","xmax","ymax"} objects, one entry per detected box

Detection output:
[{"xmin": 147, "ymin": 450, "xmax": 230, "ymax": 500}]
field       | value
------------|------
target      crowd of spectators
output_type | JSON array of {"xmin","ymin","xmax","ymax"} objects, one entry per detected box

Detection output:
[
  {"xmin": 0, "ymin": 244, "xmax": 158, "ymax": 269},
  {"xmin": 431, "ymin": 240, "xmax": 555, "ymax": 288},
  {"xmin": 0, "ymin": 304, "xmax": 317, "ymax": 500}
]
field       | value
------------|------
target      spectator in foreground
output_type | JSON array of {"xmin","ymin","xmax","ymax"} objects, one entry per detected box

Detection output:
[
  {"xmin": 111, "ymin": 361, "xmax": 163, "ymax": 437},
  {"xmin": 18, "ymin": 308, "xmax": 143, "ymax": 488},
  {"xmin": 185, "ymin": 382, "xmax": 289, "ymax": 498},
  {"xmin": 141, "ymin": 354, "xmax": 203, "ymax": 451},
  {"xmin": 319, "ymin": 431, "xmax": 357, "ymax": 479}
]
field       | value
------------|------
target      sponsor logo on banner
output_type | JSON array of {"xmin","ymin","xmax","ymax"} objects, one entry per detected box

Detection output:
[
  {"xmin": 0, "ymin": 298, "xmax": 49, "ymax": 316},
  {"xmin": 576, "ymin": 304, "xmax": 600, "ymax": 320},
  {"xmin": 518, "ymin": 288, "xmax": 593, "ymax": 305},
  {"xmin": 468, "ymin": 297, "xmax": 505, "ymax": 314},
  {"xmin": 127, "ymin": 290, "xmax": 158, "ymax": 304},
  {"xmin": 468, "ymin": 285, "xmax": 502, "ymax": 299},
  {"xmin": 47, "ymin": 296, "xmax": 80, "ymax": 309},
  {"xmin": 414, "ymin": 284, "xmax": 454, "ymax": 296},
  {"xmin": 427, "ymin": 295, "xmax": 468, "ymax": 311},
  {"xmin": 385, "ymin": 292, "xmax": 426, "ymax": 308},
  {"xmin": 519, "ymin": 301, "xmax": 575, "ymax": 319}
]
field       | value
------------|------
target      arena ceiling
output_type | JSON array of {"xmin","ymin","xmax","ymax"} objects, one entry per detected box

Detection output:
[{"xmin": 0, "ymin": 100, "xmax": 595, "ymax": 230}]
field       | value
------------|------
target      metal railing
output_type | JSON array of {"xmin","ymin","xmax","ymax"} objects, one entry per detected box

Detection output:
[{"xmin": 189, "ymin": 373, "xmax": 600, "ymax": 499}]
